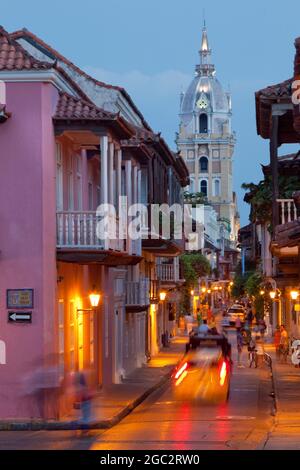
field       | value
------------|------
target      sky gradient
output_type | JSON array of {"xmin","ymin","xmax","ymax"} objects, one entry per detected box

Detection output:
[{"xmin": 2, "ymin": 0, "xmax": 300, "ymax": 224}]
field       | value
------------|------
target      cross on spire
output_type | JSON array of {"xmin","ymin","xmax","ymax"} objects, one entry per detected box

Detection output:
[{"xmin": 197, "ymin": 22, "xmax": 215, "ymax": 76}]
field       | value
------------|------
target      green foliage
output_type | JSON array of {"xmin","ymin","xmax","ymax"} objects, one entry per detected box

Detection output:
[
  {"xmin": 242, "ymin": 175, "xmax": 300, "ymax": 224},
  {"xmin": 180, "ymin": 253, "xmax": 211, "ymax": 286},
  {"xmin": 254, "ymin": 296, "xmax": 264, "ymax": 320},
  {"xmin": 179, "ymin": 253, "xmax": 211, "ymax": 315},
  {"xmin": 183, "ymin": 191, "xmax": 208, "ymax": 205},
  {"xmin": 232, "ymin": 271, "xmax": 264, "ymax": 318},
  {"xmin": 244, "ymin": 272, "xmax": 263, "ymax": 297},
  {"xmin": 231, "ymin": 271, "xmax": 253, "ymax": 298}
]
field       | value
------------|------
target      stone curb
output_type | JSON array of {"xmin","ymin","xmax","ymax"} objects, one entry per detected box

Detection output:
[
  {"xmin": 0, "ymin": 350, "xmax": 184, "ymax": 431},
  {"xmin": 264, "ymin": 352, "xmax": 278, "ymax": 416}
]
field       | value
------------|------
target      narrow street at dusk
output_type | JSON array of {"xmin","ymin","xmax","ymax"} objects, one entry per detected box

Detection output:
[
  {"xmin": 2, "ymin": 0, "xmax": 300, "ymax": 459},
  {"xmin": 0, "ymin": 328, "xmax": 273, "ymax": 451}
]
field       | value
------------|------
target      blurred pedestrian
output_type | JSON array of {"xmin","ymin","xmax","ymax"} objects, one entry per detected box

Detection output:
[
  {"xmin": 248, "ymin": 336, "xmax": 257, "ymax": 368},
  {"xmin": 274, "ymin": 326, "xmax": 281, "ymax": 359},
  {"xmin": 279, "ymin": 325, "xmax": 289, "ymax": 363},
  {"xmin": 196, "ymin": 308, "xmax": 202, "ymax": 326},
  {"xmin": 235, "ymin": 316, "xmax": 242, "ymax": 332},
  {"xmin": 237, "ymin": 331, "xmax": 243, "ymax": 366},
  {"xmin": 184, "ymin": 313, "xmax": 194, "ymax": 335},
  {"xmin": 198, "ymin": 319, "xmax": 209, "ymax": 335},
  {"xmin": 73, "ymin": 370, "xmax": 94, "ymax": 429},
  {"xmin": 246, "ymin": 308, "xmax": 253, "ymax": 326},
  {"xmin": 258, "ymin": 318, "xmax": 267, "ymax": 341}
]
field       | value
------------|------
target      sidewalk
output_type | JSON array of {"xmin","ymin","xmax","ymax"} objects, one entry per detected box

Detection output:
[
  {"xmin": 263, "ymin": 342, "xmax": 300, "ymax": 449},
  {"xmin": 0, "ymin": 336, "xmax": 186, "ymax": 431}
]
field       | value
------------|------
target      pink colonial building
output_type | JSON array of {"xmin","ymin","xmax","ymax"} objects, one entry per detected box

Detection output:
[{"xmin": 0, "ymin": 26, "xmax": 188, "ymax": 420}]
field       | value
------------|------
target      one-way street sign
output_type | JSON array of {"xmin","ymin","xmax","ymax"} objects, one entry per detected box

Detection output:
[{"xmin": 8, "ymin": 312, "xmax": 32, "ymax": 323}]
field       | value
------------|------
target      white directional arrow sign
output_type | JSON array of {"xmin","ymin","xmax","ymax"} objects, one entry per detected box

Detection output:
[{"xmin": 8, "ymin": 312, "xmax": 32, "ymax": 323}]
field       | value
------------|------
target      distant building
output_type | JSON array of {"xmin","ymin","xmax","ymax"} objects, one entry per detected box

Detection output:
[{"xmin": 176, "ymin": 24, "xmax": 239, "ymax": 245}]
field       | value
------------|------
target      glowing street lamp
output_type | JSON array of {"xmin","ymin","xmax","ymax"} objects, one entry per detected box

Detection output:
[
  {"xmin": 160, "ymin": 291, "xmax": 167, "ymax": 302},
  {"xmin": 89, "ymin": 291, "xmax": 101, "ymax": 308},
  {"xmin": 260, "ymin": 290, "xmax": 265, "ymax": 296},
  {"xmin": 291, "ymin": 291, "xmax": 299, "ymax": 301},
  {"xmin": 77, "ymin": 288, "xmax": 101, "ymax": 313},
  {"xmin": 201, "ymin": 287, "xmax": 207, "ymax": 294},
  {"xmin": 207, "ymin": 289, "xmax": 211, "ymax": 294},
  {"xmin": 269, "ymin": 291, "xmax": 276, "ymax": 300},
  {"xmin": 190, "ymin": 289, "xmax": 195, "ymax": 296}
]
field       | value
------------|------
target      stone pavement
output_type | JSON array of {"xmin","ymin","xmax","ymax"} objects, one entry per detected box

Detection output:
[
  {"xmin": 0, "ymin": 336, "xmax": 186, "ymax": 431},
  {"xmin": 263, "ymin": 342, "xmax": 300, "ymax": 449}
]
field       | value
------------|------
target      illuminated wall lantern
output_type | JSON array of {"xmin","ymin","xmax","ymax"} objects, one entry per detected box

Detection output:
[
  {"xmin": 190, "ymin": 290, "xmax": 195, "ymax": 296},
  {"xmin": 260, "ymin": 290, "xmax": 265, "ymax": 296},
  {"xmin": 201, "ymin": 287, "xmax": 207, "ymax": 294},
  {"xmin": 290, "ymin": 291, "xmax": 299, "ymax": 301},
  {"xmin": 269, "ymin": 291, "xmax": 276, "ymax": 300},
  {"xmin": 160, "ymin": 291, "xmax": 167, "ymax": 302},
  {"xmin": 207, "ymin": 289, "xmax": 211, "ymax": 294},
  {"xmin": 89, "ymin": 291, "xmax": 101, "ymax": 308}
]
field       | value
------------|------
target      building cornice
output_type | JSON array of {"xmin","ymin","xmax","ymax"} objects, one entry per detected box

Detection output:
[{"xmin": 0, "ymin": 69, "xmax": 78, "ymax": 97}]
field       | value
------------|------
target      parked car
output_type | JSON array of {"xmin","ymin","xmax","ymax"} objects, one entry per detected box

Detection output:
[{"xmin": 227, "ymin": 305, "xmax": 246, "ymax": 326}]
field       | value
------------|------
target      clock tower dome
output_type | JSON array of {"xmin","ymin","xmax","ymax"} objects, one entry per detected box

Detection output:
[{"xmin": 176, "ymin": 23, "xmax": 239, "ymax": 244}]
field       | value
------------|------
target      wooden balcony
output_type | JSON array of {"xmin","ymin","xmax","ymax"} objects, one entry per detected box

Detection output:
[
  {"xmin": 156, "ymin": 263, "xmax": 183, "ymax": 285},
  {"xmin": 277, "ymin": 199, "xmax": 297, "ymax": 225},
  {"xmin": 125, "ymin": 279, "xmax": 150, "ymax": 312},
  {"xmin": 56, "ymin": 211, "xmax": 142, "ymax": 266}
]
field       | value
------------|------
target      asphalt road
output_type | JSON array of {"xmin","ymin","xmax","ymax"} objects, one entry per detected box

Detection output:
[{"xmin": 0, "ymin": 331, "xmax": 274, "ymax": 451}]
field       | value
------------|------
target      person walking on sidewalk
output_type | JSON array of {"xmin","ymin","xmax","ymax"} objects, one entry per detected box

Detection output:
[
  {"xmin": 279, "ymin": 325, "xmax": 289, "ymax": 363},
  {"xmin": 274, "ymin": 325, "xmax": 281, "ymax": 360},
  {"xmin": 248, "ymin": 337, "xmax": 257, "ymax": 368},
  {"xmin": 237, "ymin": 331, "xmax": 244, "ymax": 366},
  {"xmin": 196, "ymin": 308, "xmax": 202, "ymax": 326},
  {"xmin": 73, "ymin": 370, "xmax": 94, "ymax": 430},
  {"xmin": 235, "ymin": 317, "xmax": 242, "ymax": 332}
]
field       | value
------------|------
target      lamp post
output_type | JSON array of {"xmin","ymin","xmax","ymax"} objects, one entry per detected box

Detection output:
[
  {"xmin": 269, "ymin": 289, "xmax": 282, "ymax": 329},
  {"xmin": 76, "ymin": 289, "xmax": 101, "ymax": 373},
  {"xmin": 290, "ymin": 290, "xmax": 299, "ymax": 325},
  {"xmin": 159, "ymin": 291, "xmax": 168, "ymax": 347}
]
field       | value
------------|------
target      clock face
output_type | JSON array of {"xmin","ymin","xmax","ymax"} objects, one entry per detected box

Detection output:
[{"xmin": 197, "ymin": 96, "xmax": 208, "ymax": 109}]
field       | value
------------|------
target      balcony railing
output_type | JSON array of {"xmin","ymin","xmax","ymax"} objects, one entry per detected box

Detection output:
[
  {"xmin": 126, "ymin": 278, "xmax": 150, "ymax": 306},
  {"xmin": 157, "ymin": 263, "xmax": 180, "ymax": 282},
  {"xmin": 277, "ymin": 199, "xmax": 297, "ymax": 225},
  {"xmin": 56, "ymin": 211, "xmax": 125, "ymax": 251}
]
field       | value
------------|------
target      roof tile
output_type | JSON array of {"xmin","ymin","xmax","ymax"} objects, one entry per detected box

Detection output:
[
  {"xmin": 54, "ymin": 92, "xmax": 116, "ymax": 121},
  {"xmin": 0, "ymin": 26, "xmax": 51, "ymax": 71}
]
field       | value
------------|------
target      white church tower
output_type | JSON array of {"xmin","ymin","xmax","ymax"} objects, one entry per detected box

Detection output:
[{"xmin": 176, "ymin": 24, "xmax": 239, "ymax": 243}]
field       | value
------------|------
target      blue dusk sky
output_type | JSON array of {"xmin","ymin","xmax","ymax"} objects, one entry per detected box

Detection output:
[{"xmin": 1, "ymin": 0, "xmax": 300, "ymax": 224}]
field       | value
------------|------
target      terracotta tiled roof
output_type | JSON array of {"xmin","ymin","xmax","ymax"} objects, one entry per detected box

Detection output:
[
  {"xmin": 53, "ymin": 92, "xmax": 134, "ymax": 139},
  {"xmin": 0, "ymin": 26, "xmax": 51, "ymax": 71},
  {"xmin": 256, "ymin": 78, "xmax": 293, "ymax": 100},
  {"xmin": 11, "ymin": 28, "xmax": 152, "ymax": 130},
  {"xmin": 54, "ymin": 92, "xmax": 116, "ymax": 121}
]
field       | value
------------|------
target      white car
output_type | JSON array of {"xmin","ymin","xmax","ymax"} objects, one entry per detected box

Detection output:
[{"xmin": 227, "ymin": 305, "xmax": 246, "ymax": 326}]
